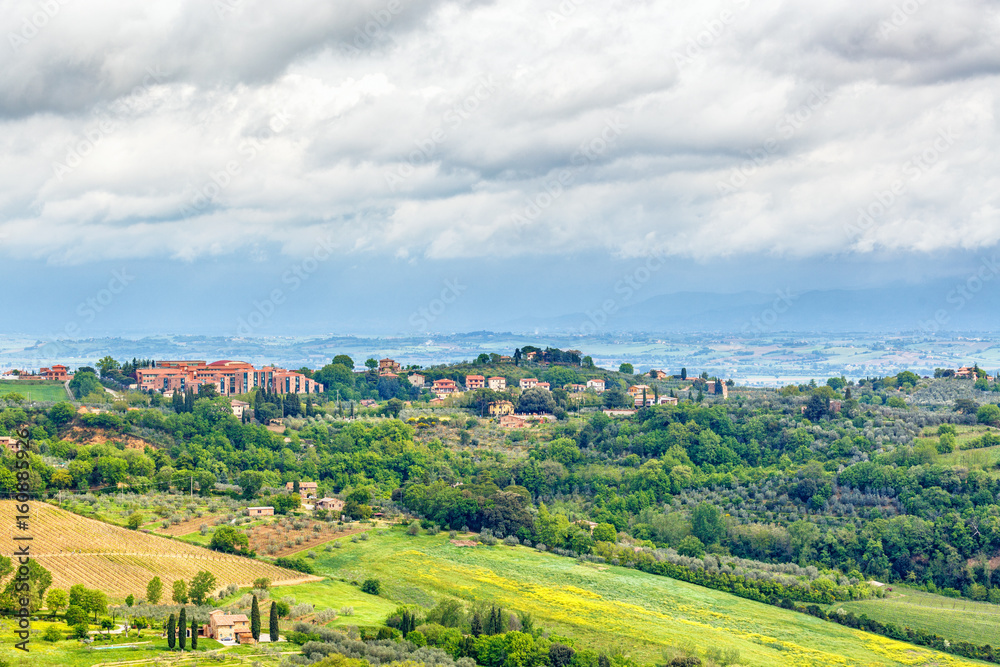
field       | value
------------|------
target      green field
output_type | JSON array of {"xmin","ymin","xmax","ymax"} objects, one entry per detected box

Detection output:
[
  {"xmin": 828, "ymin": 585, "xmax": 1000, "ymax": 647},
  {"xmin": 275, "ymin": 578, "xmax": 399, "ymax": 627},
  {"xmin": 0, "ymin": 379, "xmax": 68, "ymax": 402},
  {"xmin": 286, "ymin": 528, "xmax": 986, "ymax": 667}
]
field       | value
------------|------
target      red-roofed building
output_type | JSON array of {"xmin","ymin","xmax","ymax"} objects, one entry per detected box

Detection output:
[
  {"xmin": 466, "ymin": 375, "xmax": 485, "ymax": 389},
  {"xmin": 520, "ymin": 378, "xmax": 538, "ymax": 390},
  {"xmin": 137, "ymin": 360, "xmax": 323, "ymax": 396},
  {"xmin": 433, "ymin": 379, "xmax": 458, "ymax": 395},
  {"xmin": 488, "ymin": 376, "xmax": 506, "ymax": 391},
  {"xmin": 40, "ymin": 364, "xmax": 69, "ymax": 381}
]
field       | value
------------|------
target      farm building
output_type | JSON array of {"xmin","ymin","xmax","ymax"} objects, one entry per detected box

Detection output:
[
  {"xmin": 315, "ymin": 497, "xmax": 345, "ymax": 512},
  {"xmin": 204, "ymin": 610, "xmax": 253, "ymax": 643},
  {"xmin": 247, "ymin": 506, "xmax": 274, "ymax": 517}
]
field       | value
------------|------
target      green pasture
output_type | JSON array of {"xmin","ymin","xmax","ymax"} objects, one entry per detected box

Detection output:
[
  {"xmin": 827, "ymin": 585, "xmax": 1000, "ymax": 648},
  {"xmin": 0, "ymin": 379, "xmax": 68, "ymax": 403},
  {"xmin": 289, "ymin": 528, "xmax": 986, "ymax": 666}
]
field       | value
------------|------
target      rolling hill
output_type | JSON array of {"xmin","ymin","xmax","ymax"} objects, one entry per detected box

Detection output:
[{"xmin": 0, "ymin": 501, "xmax": 320, "ymax": 598}]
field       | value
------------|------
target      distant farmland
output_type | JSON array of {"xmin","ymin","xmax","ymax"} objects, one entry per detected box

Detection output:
[
  {"xmin": 0, "ymin": 379, "xmax": 67, "ymax": 402},
  {"xmin": 0, "ymin": 501, "xmax": 320, "ymax": 598}
]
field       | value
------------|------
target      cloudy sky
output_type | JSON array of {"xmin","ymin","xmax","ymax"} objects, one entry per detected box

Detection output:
[{"xmin": 2, "ymin": 0, "xmax": 999, "ymax": 337}]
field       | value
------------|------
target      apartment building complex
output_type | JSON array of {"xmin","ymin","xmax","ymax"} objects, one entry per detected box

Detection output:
[{"xmin": 137, "ymin": 360, "xmax": 324, "ymax": 396}]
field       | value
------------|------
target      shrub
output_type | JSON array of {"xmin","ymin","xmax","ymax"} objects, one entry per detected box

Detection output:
[
  {"xmin": 361, "ymin": 578, "xmax": 381, "ymax": 596},
  {"xmin": 43, "ymin": 625, "xmax": 63, "ymax": 642}
]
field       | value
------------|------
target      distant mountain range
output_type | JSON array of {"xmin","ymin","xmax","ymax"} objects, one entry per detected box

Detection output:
[{"xmin": 511, "ymin": 280, "xmax": 1000, "ymax": 333}]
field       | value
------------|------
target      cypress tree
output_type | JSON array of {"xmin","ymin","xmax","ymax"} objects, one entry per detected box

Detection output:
[
  {"xmin": 191, "ymin": 618, "xmax": 198, "ymax": 649},
  {"xmin": 178, "ymin": 607, "xmax": 186, "ymax": 650},
  {"xmin": 167, "ymin": 613, "xmax": 176, "ymax": 649},
  {"xmin": 470, "ymin": 611, "xmax": 483, "ymax": 636},
  {"xmin": 250, "ymin": 595, "xmax": 261, "ymax": 641},
  {"xmin": 269, "ymin": 600, "xmax": 279, "ymax": 642}
]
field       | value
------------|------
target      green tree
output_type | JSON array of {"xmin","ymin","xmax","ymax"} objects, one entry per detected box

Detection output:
[
  {"xmin": 251, "ymin": 595, "xmax": 261, "ymax": 642},
  {"xmin": 72, "ymin": 621, "xmax": 90, "ymax": 640},
  {"xmin": 269, "ymin": 600, "xmax": 279, "ymax": 642},
  {"xmin": 365, "ymin": 358, "xmax": 378, "ymax": 370},
  {"xmin": 191, "ymin": 618, "xmax": 198, "ymax": 649},
  {"xmin": 125, "ymin": 594, "xmax": 135, "ymax": 607},
  {"xmin": 146, "ymin": 576, "xmax": 163, "ymax": 604},
  {"xmin": 385, "ymin": 398, "xmax": 404, "ymax": 418},
  {"xmin": 49, "ymin": 402, "xmax": 76, "ymax": 426},
  {"xmin": 178, "ymin": 607, "xmax": 187, "ymax": 650},
  {"xmin": 0, "ymin": 559, "xmax": 52, "ymax": 614},
  {"xmin": 189, "ymin": 571, "xmax": 217, "ymax": 605},
  {"xmin": 127, "ymin": 512, "xmax": 144, "ymax": 530},
  {"xmin": 210, "ymin": 525, "xmax": 250, "ymax": 554},
  {"xmin": 691, "ymin": 502, "xmax": 725, "ymax": 546},
  {"xmin": 42, "ymin": 625, "xmax": 62, "ymax": 642},
  {"xmin": 518, "ymin": 388, "xmax": 556, "ymax": 414},
  {"xmin": 618, "ymin": 363, "xmax": 634, "ymax": 374},
  {"xmin": 582, "ymin": 356, "xmax": 594, "ymax": 368},
  {"xmin": 65, "ymin": 605, "xmax": 87, "ymax": 626},
  {"xmin": 82, "ymin": 588, "xmax": 107, "ymax": 621},
  {"xmin": 46, "ymin": 588, "xmax": 67, "ymax": 617},
  {"xmin": 591, "ymin": 523, "xmax": 617, "ymax": 543},
  {"xmin": 332, "ymin": 354, "xmax": 355, "ymax": 369},
  {"xmin": 96, "ymin": 356, "xmax": 120, "ymax": 377},
  {"xmin": 677, "ymin": 535, "xmax": 705, "ymax": 558},
  {"xmin": 361, "ymin": 578, "xmax": 382, "ymax": 595},
  {"xmin": 172, "ymin": 579, "xmax": 188, "ymax": 604},
  {"xmin": 167, "ymin": 613, "xmax": 176, "ymax": 649},
  {"xmin": 977, "ymin": 403, "xmax": 1000, "ymax": 426}
]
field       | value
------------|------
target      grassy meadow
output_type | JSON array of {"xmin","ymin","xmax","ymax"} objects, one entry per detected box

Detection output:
[
  {"xmin": 281, "ymin": 527, "xmax": 989, "ymax": 667},
  {"xmin": 0, "ymin": 379, "xmax": 68, "ymax": 402},
  {"xmin": 827, "ymin": 585, "xmax": 1000, "ymax": 648}
]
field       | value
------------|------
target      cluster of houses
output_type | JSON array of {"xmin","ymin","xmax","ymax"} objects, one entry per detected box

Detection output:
[
  {"xmin": 246, "ymin": 481, "xmax": 345, "ymax": 517},
  {"xmin": 1, "ymin": 364, "xmax": 73, "ymax": 381},
  {"xmin": 400, "ymin": 371, "xmax": 612, "ymax": 400}
]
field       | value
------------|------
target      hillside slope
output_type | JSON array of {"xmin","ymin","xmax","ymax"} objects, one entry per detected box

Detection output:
[
  {"xmin": 0, "ymin": 501, "xmax": 320, "ymax": 597},
  {"xmin": 307, "ymin": 530, "xmax": 988, "ymax": 667}
]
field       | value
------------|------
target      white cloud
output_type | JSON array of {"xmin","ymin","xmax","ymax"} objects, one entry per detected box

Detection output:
[{"xmin": 2, "ymin": 0, "xmax": 999, "ymax": 264}]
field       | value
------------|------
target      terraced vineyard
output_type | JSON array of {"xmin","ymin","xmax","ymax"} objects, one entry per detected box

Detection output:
[{"xmin": 0, "ymin": 501, "xmax": 320, "ymax": 598}]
